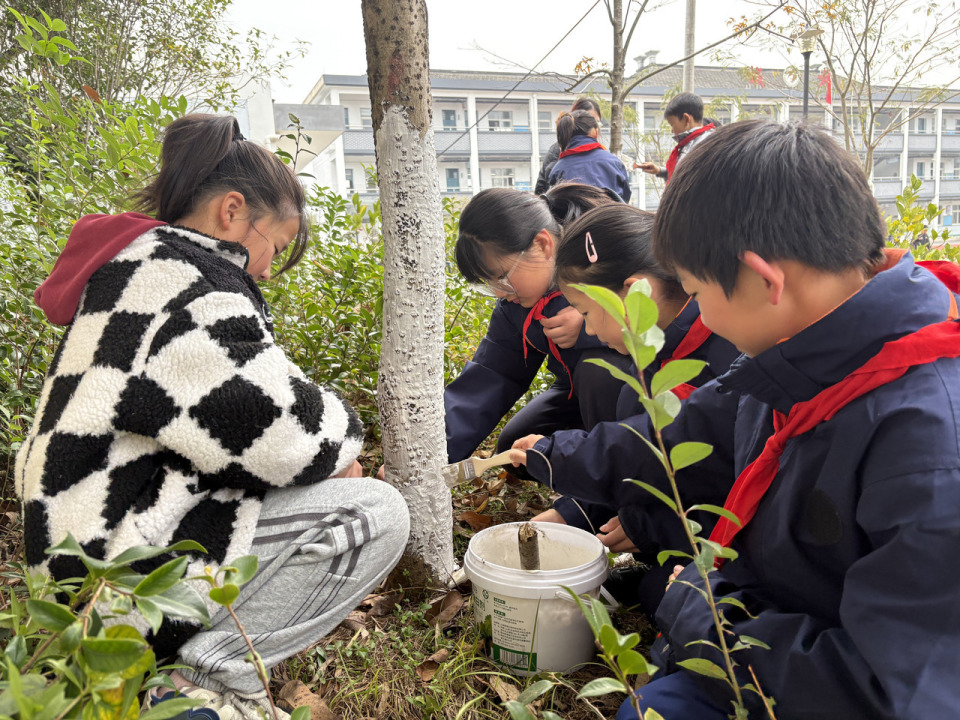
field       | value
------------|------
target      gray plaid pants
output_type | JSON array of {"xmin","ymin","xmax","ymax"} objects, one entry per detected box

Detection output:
[{"xmin": 177, "ymin": 477, "xmax": 410, "ymax": 695}]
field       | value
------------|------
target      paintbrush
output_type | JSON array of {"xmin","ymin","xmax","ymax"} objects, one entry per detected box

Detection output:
[{"xmin": 441, "ymin": 450, "xmax": 514, "ymax": 488}]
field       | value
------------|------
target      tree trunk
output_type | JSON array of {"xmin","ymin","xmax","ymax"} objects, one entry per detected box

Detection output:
[
  {"xmin": 361, "ymin": 0, "xmax": 454, "ymax": 588},
  {"xmin": 608, "ymin": 0, "xmax": 626, "ymax": 157}
]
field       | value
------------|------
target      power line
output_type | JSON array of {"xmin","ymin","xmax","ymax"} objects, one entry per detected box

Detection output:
[{"xmin": 436, "ymin": 0, "xmax": 602, "ymax": 158}]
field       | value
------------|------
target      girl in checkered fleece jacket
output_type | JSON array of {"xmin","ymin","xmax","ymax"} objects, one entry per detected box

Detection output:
[{"xmin": 15, "ymin": 114, "xmax": 410, "ymax": 719}]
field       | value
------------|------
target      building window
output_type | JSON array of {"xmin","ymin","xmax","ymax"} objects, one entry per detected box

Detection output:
[
  {"xmin": 487, "ymin": 110, "xmax": 513, "ymax": 131},
  {"xmin": 873, "ymin": 156, "xmax": 899, "ymax": 179},
  {"xmin": 915, "ymin": 161, "xmax": 929, "ymax": 179},
  {"xmin": 360, "ymin": 107, "xmax": 373, "ymax": 129},
  {"xmin": 446, "ymin": 168, "xmax": 460, "ymax": 191},
  {"xmin": 345, "ymin": 168, "xmax": 355, "ymax": 191},
  {"xmin": 952, "ymin": 206, "xmax": 960, "ymax": 225},
  {"xmin": 916, "ymin": 116, "xmax": 928, "ymax": 134},
  {"xmin": 538, "ymin": 111, "xmax": 552, "ymax": 131},
  {"xmin": 343, "ymin": 107, "xmax": 350, "ymax": 128},
  {"xmin": 442, "ymin": 109, "xmax": 457, "ymax": 130},
  {"xmin": 491, "ymin": 168, "xmax": 515, "ymax": 187}
]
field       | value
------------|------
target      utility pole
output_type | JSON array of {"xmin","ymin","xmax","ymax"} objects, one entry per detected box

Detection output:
[{"xmin": 682, "ymin": 0, "xmax": 696, "ymax": 91}]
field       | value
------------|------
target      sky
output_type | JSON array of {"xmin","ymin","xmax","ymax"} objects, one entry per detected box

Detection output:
[{"xmin": 224, "ymin": 0, "xmax": 797, "ymax": 103}]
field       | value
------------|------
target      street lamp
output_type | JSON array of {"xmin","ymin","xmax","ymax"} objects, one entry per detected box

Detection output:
[{"xmin": 797, "ymin": 27, "xmax": 824, "ymax": 121}]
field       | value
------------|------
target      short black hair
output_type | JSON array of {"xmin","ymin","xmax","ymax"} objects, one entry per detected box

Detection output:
[
  {"xmin": 654, "ymin": 119, "xmax": 886, "ymax": 296},
  {"xmin": 455, "ymin": 188, "xmax": 559, "ymax": 283},
  {"xmin": 664, "ymin": 92, "xmax": 704, "ymax": 122},
  {"xmin": 572, "ymin": 97, "xmax": 602, "ymax": 118}
]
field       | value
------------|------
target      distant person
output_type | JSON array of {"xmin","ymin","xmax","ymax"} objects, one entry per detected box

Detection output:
[
  {"xmin": 535, "ymin": 97, "xmax": 602, "ymax": 195},
  {"xmin": 913, "ymin": 226, "xmax": 931, "ymax": 249},
  {"xmin": 548, "ymin": 110, "xmax": 632, "ymax": 202},
  {"xmin": 636, "ymin": 92, "xmax": 715, "ymax": 182}
]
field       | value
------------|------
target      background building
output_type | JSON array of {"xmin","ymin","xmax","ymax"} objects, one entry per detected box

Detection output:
[{"xmin": 248, "ymin": 65, "xmax": 960, "ymax": 229}]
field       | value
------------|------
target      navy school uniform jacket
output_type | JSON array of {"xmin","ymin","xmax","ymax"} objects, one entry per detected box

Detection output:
[
  {"xmin": 530, "ymin": 300, "xmax": 740, "ymax": 534},
  {"xmin": 444, "ymin": 292, "xmax": 603, "ymax": 463},
  {"xmin": 548, "ymin": 135, "xmax": 632, "ymax": 203},
  {"xmin": 555, "ymin": 252, "xmax": 960, "ymax": 718}
]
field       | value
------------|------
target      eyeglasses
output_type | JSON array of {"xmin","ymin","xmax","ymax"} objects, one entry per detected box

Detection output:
[{"xmin": 479, "ymin": 251, "xmax": 526, "ymax": 296}]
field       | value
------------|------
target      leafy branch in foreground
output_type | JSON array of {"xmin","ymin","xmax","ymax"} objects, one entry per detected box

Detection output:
[{"xmin": 568, "ymin": 279, "xmax": 777, "ymax": 720}]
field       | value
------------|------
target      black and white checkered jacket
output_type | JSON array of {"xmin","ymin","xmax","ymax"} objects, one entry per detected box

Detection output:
[{"xmin": 15, "ymin": 224, "xmax": 363, "ymax": 598}]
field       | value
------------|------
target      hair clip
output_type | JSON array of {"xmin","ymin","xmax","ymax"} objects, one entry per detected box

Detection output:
[{"xmin": 585, "ymin": 232, "xmax": 598, "ymax": 263}]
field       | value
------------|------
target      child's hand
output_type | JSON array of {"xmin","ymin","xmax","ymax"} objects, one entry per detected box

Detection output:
[
  {"xmin": 636, "ymin": 161, "xmax": 660, "ymax": 175},
  {"xmin": 666, "ymin": 564, "xmax": 686, "ymax": 591},
  {"xmin": 540, "ymin": 306, "xmax": 584, "ymax": 349},
  {"xmin": 597, "ymin": 516, "xmax": 640, "ymax": 552},
  {"xmin": 376, "ymin": 464, "xmax": 385, "ymax": 480},
  {"xmin": 531, "ymin": 508, "xmax": 567, "ymax": 524},
  {"xmin": 508, "ymin": 434, "xmax": 544, "ymax": 466}
]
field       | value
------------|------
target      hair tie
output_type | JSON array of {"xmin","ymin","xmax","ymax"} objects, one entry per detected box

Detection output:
[
  {"xmin": 585, "ymin": 232, "xmax": 598, "ymax": 263},
  {"xmin": 234, "ymin": 131, "xmax": 246, "ymax": 142}
]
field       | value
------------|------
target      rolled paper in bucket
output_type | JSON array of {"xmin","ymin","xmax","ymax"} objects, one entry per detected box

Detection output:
[{"xmin": 464, "ymin": 522, "xmax": 609, "ymax": 675}]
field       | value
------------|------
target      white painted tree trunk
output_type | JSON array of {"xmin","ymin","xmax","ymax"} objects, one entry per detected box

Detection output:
[
  {"xmin": 683, "ymin": 0, "xmax": 696, "ymax": 92},
  {"xmin": 362, "ymin": 0, "xmax": 454, "ymax": 587}
]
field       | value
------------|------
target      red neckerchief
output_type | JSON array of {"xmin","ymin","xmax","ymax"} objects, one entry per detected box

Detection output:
[
  {"xmin": 559, "ymin": 141, "xmax": 605, "ymax": 159},
  {"xmin": 659, "ymin": 316, "xmax": 713, "ymax": 400},
  {"xmin": 522, "ymin": 290, "xmax": 574, "ymax": 398},
  {"xmin": 665, "ymin": 124, "xmax": 715, "ymax": 180},
  {"xmin": 708, "ymin": 259, "xmax": 960, "ymax": 564}
]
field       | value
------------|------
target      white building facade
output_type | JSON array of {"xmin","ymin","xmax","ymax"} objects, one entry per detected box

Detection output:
[{"xmin": 295, "ymin": 67, "xmax": 960, "ymax": 229}]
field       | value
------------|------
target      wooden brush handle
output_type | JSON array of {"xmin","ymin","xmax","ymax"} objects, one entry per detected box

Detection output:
[{"xmin": 472, "ymin": 450, "xmax": 514, "ymax": 476}]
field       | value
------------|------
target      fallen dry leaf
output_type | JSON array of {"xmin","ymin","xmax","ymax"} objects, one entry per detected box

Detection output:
[
  {"xmin": 425, "ymin": 590, "xmax": 464, "ymax": 628},
  {"xmin": 457, "ymin": 510, "xmax": 493, "ymax": 531},
  {"xmin": 415, "ymin": 648, "xmax": 450, "ymax": 681},
  {"xmin": 489, "ymin": 676, "xmax": 521, "ymax": 703},
  {"xmin": 365, "ymin": 591, "xmax": 403, "ymax": 618},
  {"xmin": 487, "ymin": 477, "xmax": 506, "ymax": 495},
  {"xmin": 504, "ymin": 496, "xmax": 519, "ymax": 513},
  {"xmin": 473, "ymin": 493, "xmax": 490, "ymax": 512},
  {"xmin": 277, "ymin": 680, "xmax": 338, "ymax": 720},
  {"xmin": 340, "ymin": 610, "xmax": 369, "ymax": 638}
]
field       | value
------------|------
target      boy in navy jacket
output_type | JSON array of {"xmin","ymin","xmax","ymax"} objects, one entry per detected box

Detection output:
[{"xmin": 514, "ymin": 119, "xmax": 960, "ymax": 719}]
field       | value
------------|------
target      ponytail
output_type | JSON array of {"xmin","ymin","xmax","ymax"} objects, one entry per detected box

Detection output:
[
  {"xmin": 134, "ymin": 114, "xmax": 308, "ymax": 274},
  {"xmin": 556, "ymin": 109, "xmax": 599, "ymax": 151},
  {"xmin": 543, "ymin": 182, "xmax": 622, "ymax": 226}
]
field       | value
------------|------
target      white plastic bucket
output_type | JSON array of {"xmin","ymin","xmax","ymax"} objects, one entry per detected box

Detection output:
[{"xmin": 464, "ymin": 522, "xmax": 608, "ymax": 675}]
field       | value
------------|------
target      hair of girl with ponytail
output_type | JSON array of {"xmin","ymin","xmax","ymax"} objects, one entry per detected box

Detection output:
[
  {"xmin": 556, "ymin": 204, "xmax": 687, "ymax": 303},
  {"xmin": 134, "ymin": 114, "xmax": 308, "ymax": 275},
  {"xmin": 543, "ymin": 182, "xmax": 622, "ymax": 227},
  {"xmin": 455, "ymin": 187, "xmax": 560, "ymax": 283},
  {"xmin": 556, "ymin": 109, "xmax": 599, "ymax": 152}
]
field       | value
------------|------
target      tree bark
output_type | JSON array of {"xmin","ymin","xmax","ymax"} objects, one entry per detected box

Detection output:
[
  {"xmin": 361, "ymin": 0, "xmax": 454, "ymax": 588},
  {"xmin": 683, "ymin": 0, "xmax": 696, "ymax": 92},
  {"xmin": 608, "ymin": 0, "xmax": 626, "ymax": 157}
]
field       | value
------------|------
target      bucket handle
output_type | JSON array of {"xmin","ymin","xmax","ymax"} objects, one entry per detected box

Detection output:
[{"xmin": 553, "ymin": 585, "xmax": 619, "ymax": 611}]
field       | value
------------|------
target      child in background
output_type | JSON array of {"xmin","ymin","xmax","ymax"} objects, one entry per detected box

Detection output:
[
  {"xmin": 636, "ymin": 92, "xmax": 715, "ymax": 182},
  {"xmin": 16, "ymin": 114, "xmax": 410, "ymax": 720},
  {"xmin": 509, "ymin": 204, "xmax": 739, "ymax": 613},
  {"xmin": 535, "ymin": 98, "xmax": 603, "ymax": 195},
  {"xmin": 446, "ymin": 187, "xmax": 625, "ymax": 462},
  {"xmin": 567, "ymin": 119, "xmax": 960, "ymax": 719},
  {"xmin": 549, "ymin": 110, "xmax": 632, "ymax": 202}
]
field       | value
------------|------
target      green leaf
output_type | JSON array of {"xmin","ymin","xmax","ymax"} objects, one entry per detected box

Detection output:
[
  {"xmin": 653, "ymin": 389, "xmax": 681, "ymax": 430},
  {"xmin": 625, "ymin": 479, "xmax": 677, "ymax": 512},
  {"xmin": 111, "ymin": 540, "xmax": 204, "ymax": 568},
  {"xmin": 80, "ymin": 637, "xmax": 147, "ymax": 673},
  {"xmin": 643, "ymin": 709, "xmax": 667, "ymax": 720},
  {"xmin": 577, "ymin": 677, "xmax": 628, "ymax": 699},
  {"xmin": 677, "ymin": 658, "xmax": 728, "ymax": 679},
  {"xmin": 134, "ymin": 556, "xmax": 188, "ymax": 597},
  {"xmin": 290, "ymin": 708, "xmax": 311, "ymax": 720},
  {"xmin": 656, "ymin": 549, "xmax": 691, "ymax": 566},
  {"xmin": 737, "ymin": 635, "xmax": 771, "ymax": 650},
  {"xmin": 669, "ymin": 442, "xmax": 713, "ymax": 471},
  {"xmin": 208, "ymin": 584, "xmax": 240, "ymax": 607},
  {"xmin": 617, "ymin": 648, "xmax": 649, "ymax": 676},
  {"xmin": 60, "ymin": 620, "xmax": 83, "ymax": 654},
  {"xmin": 622, "ymin": 332, "xmax": 658, "ymax": 372},
  {"xmin": 25, "ymin": 598, "xmax": 77, "ymax": 632},
  {"xmin": 515, "ymin": 679, "xmax": 554, "ymax": 705},
  {"xmin": 585, "ymin": 358, "xmax": 644, "ymax": 398},
  {"xmin": 650, "ymin": 359, "xmax": 706, "ymax": 397},
  {"xmin": 570, "ymin": 284, "xmax": 627, "ymax": 330},
  {"xmin": 46, "ymin": 534, "xmax": 111, "ymax": 573},
  {"xmin": 502, "ymin": 701, "xmax": 536, "ymax": 720},
  {"xmin": 148, "ymin": 583, "xmax": 210, "ymax": 625},
  {"xmin": 7, "ymin": 633, "xmax": 27, "ymax": 667},
  {"xmin": 542, "ymin": 712, "xmax": 563, "ymax": 720},
  {"xmin": 623, "ymin": 281, "xmax": 658, "ymax": 334},
  {"xmin": 136, "ymin": 598, "xmax": 164, "ymax": 634},
  {"xmin": 222, "ymin": 555, "xmax": 258, "ymax": 587},
  {"xmin": 687, "ymin": 503, "xmax": 741, "ymax": 527},
  {"xmin": 140, "ymin": 697, "xmax": 202, "ymax": 720}
]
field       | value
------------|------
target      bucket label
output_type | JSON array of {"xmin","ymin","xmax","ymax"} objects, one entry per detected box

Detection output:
[
  {"xmin": 475, "ymin": 590, "xmax": 542, "ymax": 672},
  {"xmin": 492, "ymin": 644, "xmax": 536, "ymax": 671}
]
